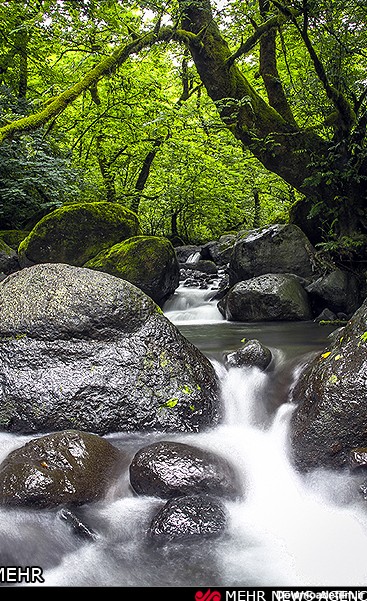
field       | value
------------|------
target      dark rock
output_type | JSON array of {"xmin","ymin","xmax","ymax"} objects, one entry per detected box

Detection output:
[
  {"xmin": 201, "ymin": 236, "xmax": 236, "ymax": 265},
  {"xmin": 314, "ymin": 308, "xmax": 337, "ymax": 323},
  {"xmin": 0, "ymin": 230, "xmax": 29, "ymax": 250},
  {"xmin": 349, "ymin": 448, "xmax": 367, "ymax": 471},
  {"xmin": 129, "ymin": 440, "xmax": 240, "ymax": 500},
  {"xmin": 147, "ymin": 495, "xmax": 227, "ymax": 542},
  {"xmin": 18, "ymin": 202, "xmax": 139, "ymax": 267},
  {"xmin": 218, "ymin": 274, "xmax": 313, "ymax": 322},
  {"xmin": 0, "ymin": 264, "xmax": 220, "ymax": 434},
  {"xmin": 0, "ymin": 239, "xmax": 19, "ymax": 275},
  {"xmin": 306, "ymin": 268, "xmax": 362, "ymax": 316},
  {"xmin": 84, "ymin": 235, "xmax": 180, "ymax": 306},
  {"xmin": 180, "ymin": 260, "xmax": 218, "ymax": 275},
  {"xmin": 290, "ymin": 298, "xmax": 367, "ymax": 471},
  {"xmin": 0, "ymin": 430, "xmax": 121, "ymax": 508},
  {"xmin": 58, "ymin": 508, "xmax": 98, "ymax": 540},
  {"xmin": 224, "ymin": 339, "xmax": 272, "ymax": 371},
  {"xmin": 174, "ymin": 245, "xmax": 202, "ymax": 263},
  {"xmin": 228, "ymin": 224, "xmax": 317, "ymax": 286}
]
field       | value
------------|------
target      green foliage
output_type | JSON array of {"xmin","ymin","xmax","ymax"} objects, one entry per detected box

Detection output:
[
  {"xmin": 0, "ymin": 0, "xmax": 366, "ymax": 248},
  {"xmin": 0, "ymin": 119, "xmax": 85, "ymax": 228}
]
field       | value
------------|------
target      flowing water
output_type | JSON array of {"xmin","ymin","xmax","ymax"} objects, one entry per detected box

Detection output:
[{"xmin": 2, "ymin": 285, "xmax": 367, "ymax": 587}]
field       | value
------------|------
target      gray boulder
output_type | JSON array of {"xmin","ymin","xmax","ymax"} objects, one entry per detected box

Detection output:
[
  {"xmin": 228, "ymin": 224, "xmax": 317, "ymax": 286},
  {"xmin": 0, "ymin": 430, "xmax": 122, "ymax": 508},
  {"xmin": 0, "ymin": 264, "xmax": 220, "ymax": 435},
  {"xmin": 224, "ymin": 339, "xmax": 272, "ymax": 370},
  {"xmin": 129, "ymin": 440, "xmax": 240, "ymax": 500},
  {"xmin": 148, "ymin": 495, "xmax": 227, "ymax": 542},
  {"xmin": 218, "ymin": 274, "xmax": 313, "ymax": 322},
  {"xmin": 290, "ymin": 298, "xmax": 367, "ymax": 471},
  {"xmin": 305, "ymin": 268, "xmax": 363, "ymax": 317}
]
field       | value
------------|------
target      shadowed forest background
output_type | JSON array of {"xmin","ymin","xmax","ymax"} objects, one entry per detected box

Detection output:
[{"xmin": 0, "ymin": 0, "xmax": 366, "ymax": 267}]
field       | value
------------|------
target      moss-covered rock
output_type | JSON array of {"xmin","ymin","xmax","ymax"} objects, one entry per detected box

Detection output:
[
  {"xmin": 18, "ymin": 202, "xmax": 139, "ymax": 267},
  {"xmin": 0, "ymin": 230, "xmax": 29, "ymax": 250},
  {"xmin": 0, "ymin": 238, "xmax": 19, "ymax": 274},
  {"xmin": 85, "ymin": 235, "xmax": 180, "ymax": 306}
]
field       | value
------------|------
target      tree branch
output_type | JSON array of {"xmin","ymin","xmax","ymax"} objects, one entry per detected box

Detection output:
[
  {"xmin": 0, "ymin": 26, "xmax": 191, "ymax": 145},
  {"xmin": 226, "ymin": 13, "xmax": 286, "ymax": 67}
]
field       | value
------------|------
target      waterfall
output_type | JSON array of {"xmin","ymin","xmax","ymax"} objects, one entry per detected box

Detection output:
[
  {"xmin": 163, "ymin": 284, "xmax": 224, "ymax": 324},
  {"xmin": 1, "ymin": 285, "xmax": 367, "ymax": 587}
]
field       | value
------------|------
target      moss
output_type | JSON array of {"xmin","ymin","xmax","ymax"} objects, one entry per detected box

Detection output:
[
  {"xmin": 18, "ymin": 202, "xmax": 139, "ymax": 267},
  {"xmin": 84, "ymin": 235, "xmax": 179, "ymax": 305},
  {"xmin": 0, "ymin": 239, "xmax": 15, "ymax": 256},
  {"xmin": 0, "ymin": 230, "xmax": 29, "ymax": 250}
]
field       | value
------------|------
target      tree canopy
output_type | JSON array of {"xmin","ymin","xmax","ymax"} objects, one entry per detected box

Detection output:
[{"xmin": 0, "ymin": 0, "xmax": 366, "ymax": 258}]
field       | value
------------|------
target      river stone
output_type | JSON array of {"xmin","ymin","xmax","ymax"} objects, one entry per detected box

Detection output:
[
  {"xmin": 0, "ymin": 264, "xmax": 220, "ymax": 434},
  {"xmin": 129, "ymin": 440, "xmax": 240, "ymax": 499},
  {"xmin": 0, "ymin": 430, "xmax": 122, "ymax": 508},
  {"xmin": 218, "ymin": 274, "xmax": 312, "ymax": 322},
  {"xmin": 147, "ymin": 495, "xmax": 227, "ymax": 542},
  {"xmin": 228, "ymin": 224, "xmax": 317, "ymax": 286},
  {"xmin": 0, "ymin": 238, "xmax": 19, "ymax": 275},
  {"xmin": 84, "ymin": 235, "xmax": 180, "ymax": 306},
  {"xmin": 305, "ymin": 268, "xmax": 362, "ymax": 317},
  {"xmin": 18, "ymin": 202, "xmax": 139, "ymax": 267},
  {"xmin": 290, "ymin": 297, "xmax": 367, "ymax": 471},
  {"xmin": 224, "ymin": 339, "xmax": 272, "ymax": 370}
]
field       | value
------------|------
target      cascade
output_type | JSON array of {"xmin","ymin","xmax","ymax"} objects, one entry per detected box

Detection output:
[{"xmin": 0, "ymin": 285, "xmax": 366, "ymax": 587}]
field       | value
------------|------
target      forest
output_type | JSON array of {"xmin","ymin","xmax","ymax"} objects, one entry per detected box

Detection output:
[{"xmin": 0, "ymin": 0, "xmax": 366, "ymax": 263}]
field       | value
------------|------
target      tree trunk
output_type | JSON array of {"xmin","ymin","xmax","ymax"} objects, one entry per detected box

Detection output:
[{"xmin": 179, "ymin": 0, "xmax": 367, "ymax": 243}]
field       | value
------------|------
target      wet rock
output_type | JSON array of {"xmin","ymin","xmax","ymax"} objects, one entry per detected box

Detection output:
[
  {"xmin": 218, "ymin": 274, "xmax": 312, "ymax": 322},
  {"xmin": 129, "ymin": 440, "xmax": 240, "ymax": 500},
  {"xmin": 306, "ymin": 268, "xmax": 363, "ymax": 317},
  {"xmin": 314, "ymin": 308, "xmax": 338, "ymax": 323},
  {"xmin": 228, "ymin": 224, "xmax": 317, "ymax": 286},
  {"xmin": 349, "ymin": 448, "xmax": 367, "ymax": 471},
  {"xmin": 147, "ymin": 495, "xmax": 227, "ymax": 543},
  {"xmin": 0, "ymin": 239, "xmax": 19, "ymax": 275},
  {"xmin": 290, "ymin": 297, "xmax": 367, "ymax": 471},
  {"xmin": 18, "ymin": 202, "xmax": 139, "ymax": 267},
  {"xmin": 0, "ymin": 430, "xmax": 122, "ymax": 508},
  {"xmin": 201, "ymin": 235, "xmax": 236, "ymax": 266},
  {"xmin": 58, "ymin": 508, "xmax": 98, "ymax": 540},
  {"xmin": 174, "ymin": 245, "xmax": 202, "ymax": 263},
  {"xmin": 180, "ymin": 260, "xmax": 218, "ymax": 275},
  {"xmin": 84, "ymin": 235, "xmax": 180, "ymax": 307},
  {"xmin": 0, "ymin": 264, "xmax": 220, "ymax": 434},
  {"xmin": 224, "ymin": 339, "xmax": 272, "ymax": 371}
]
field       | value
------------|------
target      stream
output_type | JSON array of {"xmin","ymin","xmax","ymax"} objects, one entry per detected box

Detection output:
[{"xmin": 2, "ymin": 284, "xmax": 367, "ymax": 587}]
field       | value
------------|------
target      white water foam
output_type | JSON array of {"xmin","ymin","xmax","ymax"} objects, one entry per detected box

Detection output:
[{"xmin": 164, "ymin": 285, "xmax": 224, "ymax": 324}]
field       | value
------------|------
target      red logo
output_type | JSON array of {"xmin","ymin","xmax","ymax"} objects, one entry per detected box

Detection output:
[{"xmin": 195, "ymin": 590, "xmax": 222, "ymax": 601}]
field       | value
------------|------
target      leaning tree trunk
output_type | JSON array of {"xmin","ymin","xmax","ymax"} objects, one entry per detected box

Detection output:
[{"xmin": 179, "ymin": 0, "xmax": 367, "ymax": 244}]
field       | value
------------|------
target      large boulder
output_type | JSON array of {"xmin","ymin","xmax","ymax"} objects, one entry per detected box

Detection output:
[
  {"xmin": 147, "ymin": 495, "xmax": 227, "ymax": 543},
  {"xmin": 218, "ymin": 274, "xmax": 313, "ymax": 322},
  {"xmin": 228, "ymin": 224, "xmax": 317, "ymax": 286},
  {"xmin": 0, "ymin": 264, "xmax": 220, "ymax": 435},
  {"xmin": 0, "ymin": 430, "xmax": 122, "ymax": 508},
  {"xmin": 290, "ymin": 298, "xmax": 367, "ymax": 471},
  {"xmin": 305, "ymin": 268, "xmax": 363, "ymax": 317},
  {"xmin": 129, "ymin": 440, "xmax": 240, "ymax": 500},
  {"xmin": 84, "ymin": 236, "xmax": 180, "ymax": 306},
  {"xmin": 18, "ymin": 202, "xmax": 139, "ymax": 267}
]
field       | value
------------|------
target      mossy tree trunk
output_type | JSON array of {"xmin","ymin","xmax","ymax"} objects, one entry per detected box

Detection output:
[{"xmin": 179, "ymin": 0, "xmax": 367, "ymax": 245}]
